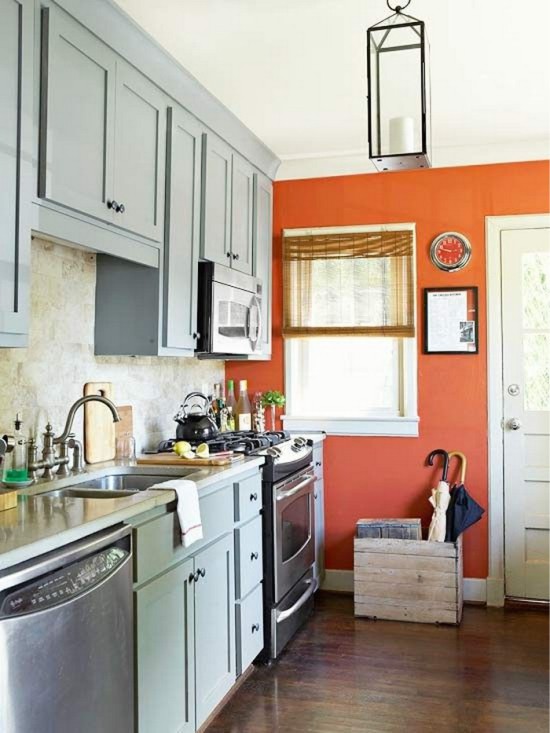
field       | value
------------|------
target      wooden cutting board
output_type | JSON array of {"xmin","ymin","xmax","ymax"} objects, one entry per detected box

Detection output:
[
  {"xmin": 84, "ymin": 382, "xmax": 116, "ymax": 464},
  {"xmin": 115, "ymin": 405, "xmax": 134, "ymax": 440},
  {"xmin": 137, "ymin": 453, "xmax": 244, "ymax": 467}
]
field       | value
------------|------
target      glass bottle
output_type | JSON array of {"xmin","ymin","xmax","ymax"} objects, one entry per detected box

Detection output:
[
  {"xmin": 236, "ymin": 380, "xmax": 252, "ymax": 431},
  {"xmin": 226, "ymin": 380, "xmax": 237, "ymax": 423},
  {"xmin": 212, "ymin": 383, "xmax": 221, "ymax": 428}
]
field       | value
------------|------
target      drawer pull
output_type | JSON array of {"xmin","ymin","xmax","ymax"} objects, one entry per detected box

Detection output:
[
  {"xmin": 251, "ymin": 623, "xmax": 260, "ymax": 633},
  {"xmin": 250, "ymin": 492, "xmax": 258, "ymax": 501},
  {"xmin": 250, "ymin": 551, "xmax": 259, "ymax": 561},
  {"xmin": 198, "ymin": 567, "xmax": 206, "ymax": 578}
]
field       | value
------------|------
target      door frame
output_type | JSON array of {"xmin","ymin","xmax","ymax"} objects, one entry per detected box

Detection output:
[{"xmin": 485, "ymin": 213, "xmax": 550, "ymax": 606}]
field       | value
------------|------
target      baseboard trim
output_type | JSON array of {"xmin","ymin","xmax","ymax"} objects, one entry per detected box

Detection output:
[{"xmin": 322, "ymin": 570, "xmax": 488, "ymax": 604}]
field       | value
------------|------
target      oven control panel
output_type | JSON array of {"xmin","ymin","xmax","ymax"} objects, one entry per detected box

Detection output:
[{"xmin": 0, "ymin": 547, "xmax": 128, "ymax": 618}]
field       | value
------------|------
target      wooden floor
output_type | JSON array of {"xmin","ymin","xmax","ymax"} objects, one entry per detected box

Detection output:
[{"xmin": 206, "ymin": 592, "xmax": 549, "ymax": 733}]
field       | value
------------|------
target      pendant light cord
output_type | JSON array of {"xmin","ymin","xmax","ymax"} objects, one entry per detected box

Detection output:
[{"xmin": 386, "ymin": 0, "xmax": 411, "ymax": 11}]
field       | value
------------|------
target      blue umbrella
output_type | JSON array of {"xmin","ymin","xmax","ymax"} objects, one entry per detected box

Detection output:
[{"xmin": 445, "ymin": 452, "xmax": 485, "ymax": 542}]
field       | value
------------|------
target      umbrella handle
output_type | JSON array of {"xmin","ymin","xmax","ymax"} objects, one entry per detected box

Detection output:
[
  {"xmin": 427, "ymin": 449, "xmax": 449, "ymax": 482},
  {"xmin": 448, "ymin": 451, "xmax": 467, "ymax": 484}
]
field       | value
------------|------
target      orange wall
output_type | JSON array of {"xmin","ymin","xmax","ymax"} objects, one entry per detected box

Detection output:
[{"xmin": 227, "ymin": 161, "xmax": 550, "ymax": 579}]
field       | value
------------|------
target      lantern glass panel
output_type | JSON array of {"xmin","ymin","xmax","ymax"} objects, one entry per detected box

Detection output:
[{"xmin": 368, "ymin": 19, "xmax": 425, "ymax": 158}]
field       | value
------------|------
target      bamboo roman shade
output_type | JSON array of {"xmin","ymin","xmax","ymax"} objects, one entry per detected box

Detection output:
[{"xmin": 283, "ymin": 229, "xmax": 415, "ymax": 338}]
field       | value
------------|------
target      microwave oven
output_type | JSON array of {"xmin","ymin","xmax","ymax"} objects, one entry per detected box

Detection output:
[{"xmin": 197, "ymin": 262, "xmax": 263, "ymax": 357}]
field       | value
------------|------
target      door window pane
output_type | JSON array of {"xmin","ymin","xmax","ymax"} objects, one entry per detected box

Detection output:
[
  {"xmin": 524, "ymin": 333, "xmax": 550, "ymax": 411},
  {"xmin": 523, "ymin": 252, "xmax": 550, "ymax": 330}
]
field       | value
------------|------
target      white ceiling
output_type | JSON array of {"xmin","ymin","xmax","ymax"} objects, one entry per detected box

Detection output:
[{"xmin": 114, "ymin": 0, "xmax": 550, "ymax": 178}]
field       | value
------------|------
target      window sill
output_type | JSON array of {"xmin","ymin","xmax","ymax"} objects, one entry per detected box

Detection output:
[{"xmin": 281, "ymin": 415, "xmax": 419, "ymax": 437}]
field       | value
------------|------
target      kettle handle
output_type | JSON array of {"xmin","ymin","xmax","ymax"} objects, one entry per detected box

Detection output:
[{"xmin": 180, "ymin": 391, "xmax": 210, "ymax": 418}]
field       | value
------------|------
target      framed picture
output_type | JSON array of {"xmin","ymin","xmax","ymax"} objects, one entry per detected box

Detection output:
[{"xmin": 423, "ymin": 287, "xmax": 479, "ymax": 354}]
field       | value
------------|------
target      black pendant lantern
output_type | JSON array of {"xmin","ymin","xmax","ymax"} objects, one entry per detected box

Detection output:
[{"xmin": 366, "ymin": 0, "xmax": 431, "ymax": 172}]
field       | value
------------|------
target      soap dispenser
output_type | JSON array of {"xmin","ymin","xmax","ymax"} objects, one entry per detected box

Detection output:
[{"xmin": 1, "ymin": 414, "xmax": 29, "ymax": 485}]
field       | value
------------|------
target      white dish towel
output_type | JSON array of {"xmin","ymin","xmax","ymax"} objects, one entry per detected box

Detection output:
[{"xmin": 150, "ymin": 479, "xmax": 203, "ymax": 548}]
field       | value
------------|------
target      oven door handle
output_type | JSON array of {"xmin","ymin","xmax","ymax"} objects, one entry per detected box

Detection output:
[
  {"xmin": 276, "ymin": 473, "xmax": 315, "ymax": 501},
  {"xmin": 276, "ymin": 578, "xmax": 317, "ymax": 624}
]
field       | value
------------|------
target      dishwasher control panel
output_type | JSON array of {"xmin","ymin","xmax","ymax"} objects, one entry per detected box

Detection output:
[{"xmin": 0, "ymin": 547, "xmax": 128, "ymax": 618}]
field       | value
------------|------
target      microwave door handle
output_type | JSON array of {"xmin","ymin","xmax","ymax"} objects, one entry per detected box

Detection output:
[{"xmin": 247, "ymin": 295, "xmax": 262, "ymax": 351}]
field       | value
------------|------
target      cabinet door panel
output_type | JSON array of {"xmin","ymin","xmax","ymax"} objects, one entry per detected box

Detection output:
[
  {"xmin": 163, "ymin": 106, "xmax": 202, "ymax": 351},
  {"xmin": 136, "ymin": 559, "xmax": 195, "ymax": 733},
  {"xmin": 230, "ymin": 154, "xmax": 254, "ymax": 274},
  {"xmin": 201, "ymin": 133, "xmax": 231, "ymax": 266},
  {"xmin": 39, "ymin": 5, "xmax": 115, "ymax": 222},
  {"xmin": 194, "ymin": 534, "xmax": 235, "ymax": 727},
  {"xmin": 113, "ymin": 62, "xmax": 165, "ymax": 242},
  {"xmin": 253, "ymin": 173, "xmax": 273, "ymax": 356},
  {"xmin": 0, "ymin": 0, "xmax": 32, "ymax": 342}
]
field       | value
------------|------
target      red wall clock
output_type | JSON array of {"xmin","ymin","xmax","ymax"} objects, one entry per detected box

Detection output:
[{"xmin": 430, "ymin": 232, "xmax": 472, "ymax": 272}]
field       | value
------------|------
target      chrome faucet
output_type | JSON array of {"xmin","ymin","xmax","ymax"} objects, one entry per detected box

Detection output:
[{"xmin": 28, "ymin": 396, "xmax": 121, "ymax": 481}]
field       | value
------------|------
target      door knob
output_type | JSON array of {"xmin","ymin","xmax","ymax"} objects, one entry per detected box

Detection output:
[{"xmin": 507, "ymin": 418, "xmax": 522, "ymax": 431}]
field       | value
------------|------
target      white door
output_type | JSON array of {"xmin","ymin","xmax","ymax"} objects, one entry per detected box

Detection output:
[{"xmin": 502, "ymin": 227, "xmax": 550, "ymax": 600}]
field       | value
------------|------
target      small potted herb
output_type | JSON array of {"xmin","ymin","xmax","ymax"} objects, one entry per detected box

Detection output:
[{"xmin": 261, "ymin": 390, "xmax": 286, "ymax": 432}]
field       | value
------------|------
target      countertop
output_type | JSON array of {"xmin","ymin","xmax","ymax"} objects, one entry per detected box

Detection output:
[{"xmin": 0, "ymin": 457, "xmax": 264, "ymax": 572}]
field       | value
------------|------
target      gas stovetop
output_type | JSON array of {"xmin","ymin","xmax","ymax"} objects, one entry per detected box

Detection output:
[{"xmin": 157, "ymin": 430, "xmax": 312, "ymax": 474}]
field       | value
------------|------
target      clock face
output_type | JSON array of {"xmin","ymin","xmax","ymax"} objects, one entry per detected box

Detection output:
[{"xmin": 430, "ymin": 232, "xmax": 472, "ymax": 272}]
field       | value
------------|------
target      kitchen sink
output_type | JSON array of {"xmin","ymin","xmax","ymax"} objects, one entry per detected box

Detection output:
[
  {"xmin": 42, "ymin": 471, "xmax": 196, "ymax": 499},
  {"xmin": 44, "ymin": 488, "xmax": 139, "ymax": 499}
]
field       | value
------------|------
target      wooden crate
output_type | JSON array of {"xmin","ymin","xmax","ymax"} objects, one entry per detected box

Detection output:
[
  {"xmin": 356, "ymin": 518, "xmax": 421, "ymax": 540},
  {"xmin": 354, "ymin": 535, "xmax": 463, "ymax": 625}
]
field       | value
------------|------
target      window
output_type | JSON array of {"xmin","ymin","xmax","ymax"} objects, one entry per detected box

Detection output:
[{"xmin": 282, "ymin": 224, "xmax": 418, "ymax": 437}]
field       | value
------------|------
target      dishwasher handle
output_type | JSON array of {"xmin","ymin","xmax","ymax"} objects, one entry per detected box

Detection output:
[{"xmin": 0, "ymin": 524, "xmax": 131, "ymax": 593}]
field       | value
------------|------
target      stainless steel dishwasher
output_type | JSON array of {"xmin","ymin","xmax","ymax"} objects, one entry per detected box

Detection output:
[{"xmin": 0, "ymin": 525, "xmax": 134, "ymax": 733}]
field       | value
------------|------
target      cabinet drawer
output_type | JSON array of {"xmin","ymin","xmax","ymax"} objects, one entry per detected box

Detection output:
[
  {"xmin": 234, "ymin": 472, "xmax": 262, "ymax": 524},
  {"xmin": 235, "ymin": 515, "xmax": 263, "ymax": 600},
  {"xmin": 236, "ymin": 583, "xmax": 263, "ymax": 675},
  {"xmin": 313, "ymin": 445, "xmax": 324, "ymax": 480},
  {"xmin": 134, "ymin": 483, "xmax": 233, "ymax": 584}
]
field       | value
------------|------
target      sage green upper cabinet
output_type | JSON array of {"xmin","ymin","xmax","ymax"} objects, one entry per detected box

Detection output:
[
  {"xmin": 112, "ymin": 61, "xmax": 166, "ymax": 242},
  {"xmin": 0, "ymin": 0, "xmax": 33, "ymax": 347},
  {"xmin": 39, "ymin": 5, "xmax": 116, "ymax": 223},
  {"xmin": 135, "ymin": 558, "xmax": 195, "ymax": 733},
  {"xmin": 39, "ymin": 5, "xmax": 165, "ymax": 244},
  {"xmin": 253, "ymin": 173, "xmax": 273, "ymax": 357},
  {"xmin": 201, "ymin": 132, "xmax": 232, "ymax": 266},
  {"xmin": 163, "ymin": 105, "xmax": 202, "ymax": 352},
  {"xmin": 194, "ymin": 534, "xmax": 236, "ymax": 728},
  {"xmin": 230, "ymin": 154, "xmax": 254, "ymax": 275}
]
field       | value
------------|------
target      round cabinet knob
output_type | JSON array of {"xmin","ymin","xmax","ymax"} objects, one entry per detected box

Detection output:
[
  {"xmin": 232, "ymin": 253, "xmax": 240, "ymax": 260},
  {"xmin": 507, "ymin": 418, "xmax": 522, "ymax": 431},
  {"xmin": 193, "ymin": 332, "xmax": 201, "ymax": 340},
  {"xmin": 117, "ymin": 203, "xmax": 125, "ymax": 213},
  {"xmin": 188, "ymin": 573, "xmax": 195, "ymax": 584},
  {"xmin": 250, "ymin": 551, "xmax": 259, "ymax": 561},
  {"xmin": 198, "ymin": 568, "xmax": 206, "ymax": 578},
  {"xmin": 250, "ymin": 492, "xmax": 258, "ymax": 501},
  {"xmin": 107, "ymin": 199, "xmax": 119, "ymax": 211},
  {"xmin": 251, "ymin": 623, "xmax": 260, "ymax": 633},
  {"xmin": 226, "ymin": 252, "xmax": 231, "ymax": 259},
  {"xmin": 316, "ymin": 461, "xmax": 322, "ymax": 467}
]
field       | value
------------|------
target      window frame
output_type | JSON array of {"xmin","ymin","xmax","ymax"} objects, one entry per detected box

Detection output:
[{"xmin": 282, "ymin": 222, "xmax": 419, "ymax": 438}]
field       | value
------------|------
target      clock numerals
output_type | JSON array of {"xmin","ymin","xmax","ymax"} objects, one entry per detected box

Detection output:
[{"xmin": 430, "ymin": 232, "xmax": 472, "ymax": 272}]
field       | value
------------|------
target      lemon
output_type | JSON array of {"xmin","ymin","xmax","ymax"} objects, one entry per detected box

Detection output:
[
  {"xmin": 183, "ymin": 450, "xmax": 196, "ymax": 460},
  {"xmin": 196, "ymin": 443, "xmax": 210, "ymax": 458},
  {"xmin": 173, "ymin": 441, "xmax": 191, "ymax": 457}
]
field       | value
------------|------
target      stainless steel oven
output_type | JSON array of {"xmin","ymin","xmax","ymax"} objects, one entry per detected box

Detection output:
[
  {"xmin": 197, "ymin": 262, "xmax": 263, "ymax": 357},
  {"xmin": 273, "ymin": 467, "xmax": 315, "ymax": 603}
]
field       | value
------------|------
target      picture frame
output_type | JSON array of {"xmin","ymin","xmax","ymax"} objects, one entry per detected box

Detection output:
[{"xmin": 423, "ymin": 287, "xmax": 479, "ymax": 354}]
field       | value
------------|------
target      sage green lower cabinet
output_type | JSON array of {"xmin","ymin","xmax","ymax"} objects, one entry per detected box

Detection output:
[
  {"xmin": 194, "ymin": 534, "xmax": 236, "ymax": 727},
  {"xmin": 135, "ymin": 558, "xmax": 195, "ymax": 733}
]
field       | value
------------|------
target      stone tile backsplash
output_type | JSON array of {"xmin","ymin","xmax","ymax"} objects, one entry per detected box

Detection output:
[{"xmin": 0, "ymin": 238, "xmax": 224, "ymax": 451}]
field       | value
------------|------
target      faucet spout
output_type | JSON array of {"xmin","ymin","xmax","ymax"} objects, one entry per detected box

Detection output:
[{"xmin": 55, "ymin": 395, "xmax": 121, "ymax": 445}]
